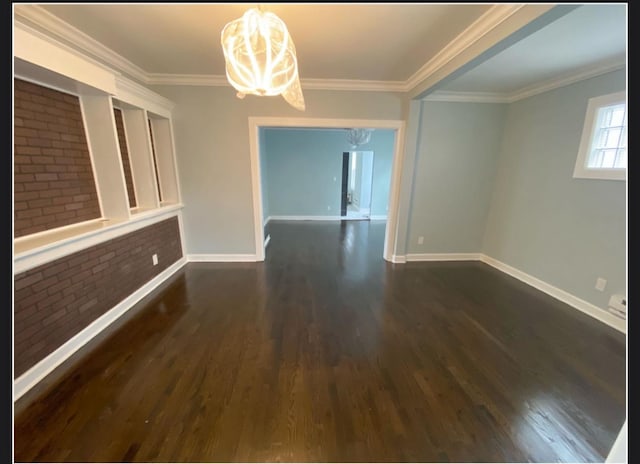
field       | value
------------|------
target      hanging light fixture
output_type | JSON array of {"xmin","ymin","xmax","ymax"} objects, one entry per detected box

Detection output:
[
  {"xmin": 221, "ymin": 6, "xmax": 305, "ymax": 111},
  {"xmin": 346, "ymin": 128, "xmax": 374, "ymax": 149}
]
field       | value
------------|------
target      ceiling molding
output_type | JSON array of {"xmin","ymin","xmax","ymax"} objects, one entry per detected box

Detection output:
[
  {"xmin": 507, "ymin": 58, "xmax": 626, "ymax": 102},
  {"xmin": 144, "ymin": 75, "xmax": 406, "ymax": 92},
  {"xmin": 422, "ymin": 58, "xmax": 626, "ymax": 104},
  {"xmin": 404, "ymin": 4, "xmax": 525, "ymax": 92},
  {"xmin": 423, "ymin": 91, "xmax": 509, "ymax": 104},
  {"xmin": 301, "ymin": 78, "xmax": 406, "ymax": 92},
  {"xmin": 116, "ymin": 76, "xmax": 175, "ymax": 111},
  {"xmin": 146, "ymin": 74, "xmax": 229, "ymax": 86},
  {"xmin": 12, "ymin": 4, "xmax": 626, "ymax": 99},
  {"xmin": 13, "ymin": 4, "xmax": 149, "ymax": 84}
]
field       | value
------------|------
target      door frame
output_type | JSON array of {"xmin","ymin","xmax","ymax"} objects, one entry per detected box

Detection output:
[
  {"xmin": 248, "ymin": 117, "xmax": 406, "ymax": 262},
  {"xmin": 340, "ymin": 151, "xmax": 350, "ymax": 217}
]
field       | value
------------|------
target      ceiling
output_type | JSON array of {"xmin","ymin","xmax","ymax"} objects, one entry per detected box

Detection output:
[{"xmin": 14, "ymin": 3, "xmax": 627, "ymax": 99}]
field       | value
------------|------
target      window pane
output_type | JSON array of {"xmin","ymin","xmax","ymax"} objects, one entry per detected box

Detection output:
[
  {"xmin": 610, "ymin": 107, "xmax": 625, "ymax": 126},
  {"xmin": 614, "ymin": 149, "xmax": 627, "ymax": 169},
  {"xmin": 602, "ymin": 149, "xmax": 617, "ymax": 168},
  {"xmin": 589, "ymin": 149, "xmax": 604, "ymax": 168},
  {"xmin": 604, "ymin": 128, "xmax": 622, "ymax": 148}
]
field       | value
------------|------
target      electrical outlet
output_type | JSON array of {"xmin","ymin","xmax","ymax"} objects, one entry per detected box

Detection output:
[
  {"xmin": 595, "ymin": 277, "xmax": 607, "ymax": 291},
  {"xmin": 333, "ymin": 176, "xmax": 337, "ymax": 182},
  {"xmin": 152, "ymin": 254, "xmax": 158, "ymax": 266},
  {"xmin": 418, "ymin": 236, "xmax": 424, "ymax": 245}
]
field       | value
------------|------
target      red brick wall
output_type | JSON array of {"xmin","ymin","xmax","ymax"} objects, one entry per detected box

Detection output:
[
  {"xmin": 113, "ymin": 108, "xmax": 137, "ymax": 208},
  {"xmin": 13, "ymin": 78, "xmax": 102, "ymax": 238},
  {"xmin": 14, "ymin": 216, "xmax": 183, "ymax": 377}
]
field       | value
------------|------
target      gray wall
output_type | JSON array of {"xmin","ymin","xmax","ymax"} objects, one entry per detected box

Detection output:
[
  {"xmin": 261, "ymin": 128, "xmax": 395, "ymax": 217},
  {"xmin": 151, "ymin": 85, "xmax": 403, "ymax": 254},
  {"xmin": 406, "ymin": 101, "xmax": 507, "ymax": 253},
  {"xmin": 482, "ymin": 69, "xmax": 626, "ymax": 310}
]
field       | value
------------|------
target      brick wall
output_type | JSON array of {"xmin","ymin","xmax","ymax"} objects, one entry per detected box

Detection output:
[
  {"xmin": 14, "ymin": 216, "xmax": 183, "ymax": 377},
  {"xmin": 14, "ymin": 78, "xmax": 102, "ymax": 238},
  {"xmin": 113, "ymin": 108, "xmax": 137, "ymax": 208}
]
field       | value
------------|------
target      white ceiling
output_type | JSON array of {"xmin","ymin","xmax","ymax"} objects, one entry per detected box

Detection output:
[{"xmin": 15, "ymin": 3, "xmax": 627, "ymax": 98}]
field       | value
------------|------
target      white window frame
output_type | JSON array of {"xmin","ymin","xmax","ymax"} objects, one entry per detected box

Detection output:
[{"xmin": 573, "ymin": 90, "xmax": 627, "ymax": 181}]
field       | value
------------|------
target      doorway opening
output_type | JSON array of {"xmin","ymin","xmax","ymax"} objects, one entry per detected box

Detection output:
[
  {"xmin": 341, "ymin": 150, "xmax": 374, "ymax": 220},
  {"xmin": 249, "ymin": 117, "xmax": 405, "ymax": 262}
]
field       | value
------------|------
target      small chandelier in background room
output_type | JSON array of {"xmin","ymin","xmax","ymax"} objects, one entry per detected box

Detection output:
[
  {"xmin": 220, "ymin": 6, "xmax": 305, "ymax": 111},
  {"xmin": 346, "ymin": 128, "xmax": 374, "ymax": 149}
]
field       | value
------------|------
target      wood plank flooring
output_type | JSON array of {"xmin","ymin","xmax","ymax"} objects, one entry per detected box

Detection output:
[{"xmin": 13, "ymin": 220, "xmax": 626, "ymax": 462}]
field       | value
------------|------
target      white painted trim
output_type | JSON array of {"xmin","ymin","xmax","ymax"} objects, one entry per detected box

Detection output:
[
  {"xmin": 423, "ymin": 59, "xmax": 626, "ymax": 104},
  {"xmin": 423, "ymin": 91, "xmax": 510, "ymax": 104},
  {"xmin": 606, "ymin": 420, "xmax": 627, "ymax": 463},
  {"xmin": 248, "ymin": 117, "xmax": 405, "ymax": 264},
  {"xmin": 391, "ymin": 255, "xmax": 407, "ymax": 264},
  {"xmin": 177, "ymin": 210, "xmax": 188, "ymax": 260},
  {"xmin": 113, "ymin": 101, "xmax": 140, "ymax": 208},
  {"xmin": 263, "ymin": 216, "xmax": 271, "ymax": 227},
  {"xmin": 14, "ymin": 4, "xmax": 147, "ymax": 83},
  {"xmin": 77, "ymin": 95, "xmax": 107, "ymax": 219},
  {"xmin": 14, "ymin": 256, "xmax": 188, "ymax": 401},
  {"xmin": 573, "ymin": 90, "xmax": 627, "ymax": 181},
  {"xmin": 301, "ymin": 78, "xmax": 406, "ymax": 92},
  {"xmin": 115, "ymin": 76, "xmax": 175, "ymax": 116},
  {"xmin": 13, "ymin": 21, "xmax": 118, "ymax": 95},
  {"xmin": 268, "ymin": 215, "xmax": 344, "ymax": 221},
  {"xmin": 146, "ymin": 73, "xmax": 229, "ymax": 86},
  {"xmin": 406, "ymin": 253, "xmax": 482, "ymax": 262},
  {"xmin": 404, "ymin": 4, "xmax": 525, "ymax": 91},
  {"xmin": 14, "ymin": 218, "xmax": 104, "ymax": 247},
  {"xmin": 14, "ymin": 206, "xmax": 184, "ymax": 274},
  {"xmin": 480, "ymin": 254, "xmax": 626, "ymax": 333},
  {"xmin": 509, "ymin": 58, "xmax": 626, "ymax": 102},
  {"xmin": 369, "ymin": 215, "xmax": 388, "ymax": 220},
  {"xmin": 12, "ymin": 72, "xmax": 81, "ymax": 99},
  {"xmin": 264, "ymin": 235, "xmax": 271, "ymax": 249},
  {"xmin": 187, "ymin": 254, "xmax": 258, "ymax": 262},
  {"xmin": 248, "ymin": 119, "xmax": 266, "ymax": 262}
]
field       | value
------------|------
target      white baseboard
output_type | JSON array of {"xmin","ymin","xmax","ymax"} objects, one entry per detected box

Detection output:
[
  {"xmin": 407, "ymin": 253, "xmax": 482, "ymax": 262},
  {"xmin": 264, "ymin": 235, "xmax": 271, "ymax": 249},
  {"xmin": 268, "ymin": 215, "xmax": 344, "ymax": 221},
  {"xmin": 187, "ymin": 254, "xmax": 258, "ymax": 262},
  {"xmin": 263, "ymin": 216, "xmax": 271, "ymax": 227},
  {"xmin": 480, "ymin": 254, "xmax": 626, "ymax": 334},
  {"xmin": 14, "ymin": 256, "xmax": 188, "ymax": 401},
  {"xmin": 390, "ymin": 255, "xmax": 406, "ymax": 263},
  {"xmin": 369, "ymin": 215, "xmax": 388, "ymax": 220}
]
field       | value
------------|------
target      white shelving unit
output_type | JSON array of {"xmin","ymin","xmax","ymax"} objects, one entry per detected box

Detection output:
[{"xmin": 13, "ymin": 21, "xmax": 183, "ymax": 273}]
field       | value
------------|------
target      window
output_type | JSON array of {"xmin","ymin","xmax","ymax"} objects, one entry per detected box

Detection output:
[{"xmin": 573, "ymin": 91, "xmax": 627, "ymax": 181}]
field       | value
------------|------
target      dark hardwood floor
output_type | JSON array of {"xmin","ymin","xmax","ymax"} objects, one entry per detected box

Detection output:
[{"xmin": 14, "ymin": 220, "xmax": 626, "ymax": 462}]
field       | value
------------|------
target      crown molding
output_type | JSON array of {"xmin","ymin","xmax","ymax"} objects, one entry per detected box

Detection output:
[
  {"xmin": 301, "ymin": 78, "xmax": 406, "ymax": 92},
  {"xmin": 147, "ymin": 75, "xmax": 406, "ymax": 92},
  {"xmin": 404, "ymin": 4, "xmax": 525, "ymax": 92},
  {"xmin": 146, "ymin": 74, "xmax": 229, "ymax": 86},
  {"xmin": 12, "ymin": 4, "xmax": 626, "ymax": 99},
  {"xmin": 13, "ymin": 4, "xmax": 149, "ymax": 84},
  {"xmin": 423, "ymin": 58, "xmax": 626, "ymax": 103},
  {"xmin": 508, "ymin": 57, "xmax": 626, "ymax": 102},
  {"xmin": 116, "ymin": 76, "xmax": 175, "ymax": 113},
  {"xmin": 423, "ymin": 91, "xmax": 509, "ymax": 104}
]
